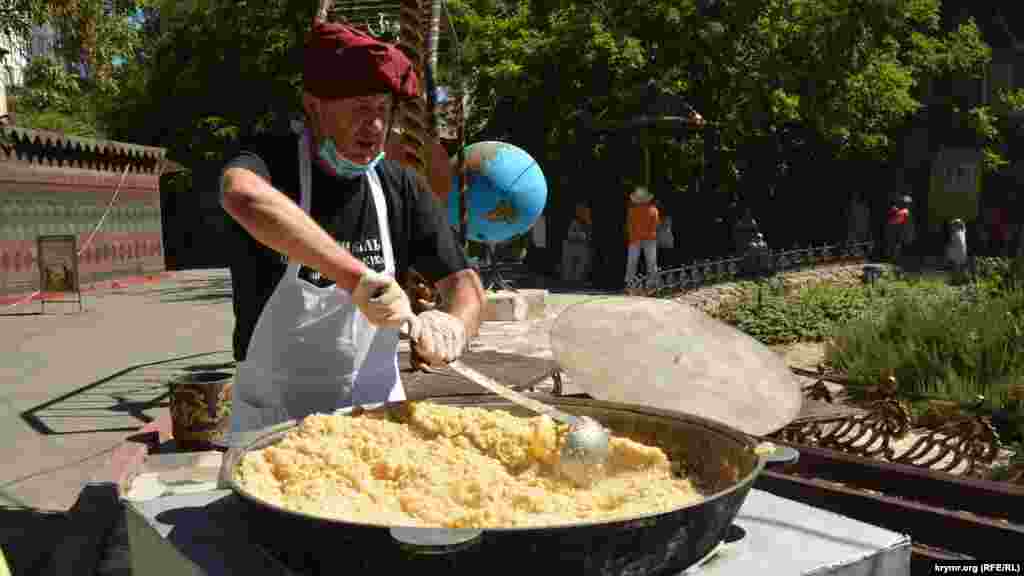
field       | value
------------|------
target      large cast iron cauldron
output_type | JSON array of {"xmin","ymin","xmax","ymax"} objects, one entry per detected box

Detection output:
[{"xmin": 222, "ymin": 395, "xmax": 765, "ymax": 575}]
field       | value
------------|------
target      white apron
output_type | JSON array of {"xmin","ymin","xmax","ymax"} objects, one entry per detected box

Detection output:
[{"xmin": 229, "ymin": 131, "xmax": 405, "ymax": 434}]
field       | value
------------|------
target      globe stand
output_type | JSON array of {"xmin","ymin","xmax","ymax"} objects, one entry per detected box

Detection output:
[{"xmin": 477, "ymin": 243, "xmax": 517, "ymax": 292}]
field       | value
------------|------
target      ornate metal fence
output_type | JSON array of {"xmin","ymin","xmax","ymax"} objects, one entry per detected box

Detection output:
[{"xmin": 627, "ymin": 241, "xmax": 875, "ymax": 296}]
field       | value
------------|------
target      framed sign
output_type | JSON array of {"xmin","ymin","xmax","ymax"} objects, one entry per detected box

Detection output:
[{"xmin": 37, "ymin": 234, "xmax": 83, "ymax": 312}]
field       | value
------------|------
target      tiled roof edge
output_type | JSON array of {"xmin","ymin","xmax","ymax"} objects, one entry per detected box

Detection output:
[{"xmin": 0, "ymin": 126, "xmax": 167, "ymax": 175}]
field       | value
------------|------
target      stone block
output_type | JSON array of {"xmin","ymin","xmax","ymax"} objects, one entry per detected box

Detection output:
[{"xmin": 482, "ymin": 291, "xmax": 528, "ymax": 322}]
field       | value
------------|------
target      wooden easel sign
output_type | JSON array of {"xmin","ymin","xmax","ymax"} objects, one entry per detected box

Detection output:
[{"xmin": 37, "ymin": 235, "xmax": 83, "ymax": 313}]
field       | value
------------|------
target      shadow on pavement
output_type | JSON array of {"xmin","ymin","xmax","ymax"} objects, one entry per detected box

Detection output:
[
  {"xmin": 181, "ymin": 361, "xmax": 237, "ymax": 372},
  {"xmin": 0, "ymin": 504, "xmax": 67, "ymax": 575},
  {"xmin": 136, "ymin": 275, "xmax": 233, "ymax": 304},
  {"xmin": 21, "ymin": 350, "xmax": 232, "ymax": 436}
]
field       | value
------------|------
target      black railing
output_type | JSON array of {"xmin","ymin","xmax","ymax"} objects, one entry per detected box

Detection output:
[{"xmin": 628, "ymin": 241, "xmax": 875, "ymax": 296}]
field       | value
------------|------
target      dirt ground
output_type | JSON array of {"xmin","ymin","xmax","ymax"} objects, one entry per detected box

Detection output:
[{"xmin": 771, "ymin": 341, "xmax": 829, "ymax": 371}]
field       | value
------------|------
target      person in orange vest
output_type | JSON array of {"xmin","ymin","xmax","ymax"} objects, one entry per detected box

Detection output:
[{"xmin": 625, "ymin": 186, "xmax": 661, "ymax": 290}]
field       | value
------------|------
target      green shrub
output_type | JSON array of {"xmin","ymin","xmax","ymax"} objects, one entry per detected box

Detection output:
[
  {"xmin": 974, "ymin": 256, "xmax": 1024, "ymax": 296},
  {"xmin": 715, "ymin": 282, "xmax": 873, "ymax": 345},
  {"xmin": 828, "ymin": 287, "xmax": 1024, "ymax": 410},
  {"xmin": 988, "ymin": 441, "xmax": 1024, "ymax": 482},
  {"xmin": 715, "ymin": 277, "xmax": 958, "ymax": 346}
]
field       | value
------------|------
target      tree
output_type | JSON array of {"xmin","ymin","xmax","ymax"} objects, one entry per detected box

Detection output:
[
  {"xmin": 100, "ymin": 0, "xmax": 315, "ymax": 165},
  {"xmin": 45, "ymin": 0, "xmax": 145, "ymax": 86},
  {"xmin": 97, "ymin": 0, "xmax": 1009, "ymax": 201},
  {"xmin": 444, "ymin": 0, "xmax": 993, "ymax": 197},
  {"xmin": 0, "ymin": 0, "xmax": 48, "ymax": 55},
  {"xmin": 7, "ymin": 54, "xmax": 100, "ymax": 136},
  {"xmin": 5, "ymin": 0, "xmax": 148, "ymax": 136}
]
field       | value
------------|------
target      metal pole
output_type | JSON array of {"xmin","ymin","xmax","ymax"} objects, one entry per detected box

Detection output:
[{"xmin": 457, "ymin": 92, "xmax": 468, "ymax": 248}]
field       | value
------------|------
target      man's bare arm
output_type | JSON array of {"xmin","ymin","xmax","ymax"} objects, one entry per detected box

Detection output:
[
  {"xmin": 220, "ymin": 166, "xmax": 369, "ymax": 292},
  {"xmin": 434, "ymin": 268, "xmax": 485, "ymax": 338}
]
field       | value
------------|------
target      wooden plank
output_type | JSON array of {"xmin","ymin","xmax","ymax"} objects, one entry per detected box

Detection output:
[
  {"xmin": 755, "ymin": 470, "xmax": 1024, "ymax": 560},
  {"xmin": 45, "ymin": 482, "xmax": 122, "ymax": 576},
  {"xmin": 765, "ymin": 439, "xmax": 1024, "ymax": 523}
]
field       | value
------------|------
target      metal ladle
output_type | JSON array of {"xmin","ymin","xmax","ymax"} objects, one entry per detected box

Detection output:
[{"xmin": 399, "ymin": 316, "xmax": 611, "ymax": 485}]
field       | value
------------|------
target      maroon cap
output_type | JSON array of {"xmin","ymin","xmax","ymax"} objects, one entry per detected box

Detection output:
[{"xmin": 303, "ymin": 19, "xmax": 420, "ymax": 101}]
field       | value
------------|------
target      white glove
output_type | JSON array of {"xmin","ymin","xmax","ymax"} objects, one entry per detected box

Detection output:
[
  {"xmin": 408, "ymin": 309, "xmax": 468, "ymax": 366},
  {"xmin": 351, "ymin": 270, "xmax": 413, "ymax": 328}
]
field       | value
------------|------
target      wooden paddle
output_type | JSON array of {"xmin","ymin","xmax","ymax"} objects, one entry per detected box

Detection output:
[{"xmin": 549, "ymin": 296, "xmax": 802, "ymax": 437}]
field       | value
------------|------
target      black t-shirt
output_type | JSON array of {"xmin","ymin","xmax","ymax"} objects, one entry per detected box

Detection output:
[{"xmin": 222, "ymin": 133, "xmax": 468, "ymax": 361}]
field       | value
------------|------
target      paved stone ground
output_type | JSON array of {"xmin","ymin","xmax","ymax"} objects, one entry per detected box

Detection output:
[{"xmin": 1, "ymin": 269, "xmax": 236, "ymax": 512}]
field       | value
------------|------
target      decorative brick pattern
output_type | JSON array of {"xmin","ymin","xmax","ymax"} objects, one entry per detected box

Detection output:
[{"xmin": 0, "ymin": 127, "xmax": 167, "ymax": 295}]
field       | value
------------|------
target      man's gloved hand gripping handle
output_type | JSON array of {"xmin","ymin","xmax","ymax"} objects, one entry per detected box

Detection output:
[
  {"xmin": 362, "ymin": 280, "xmax": 468, "ymax": 366},
  {"xmin": 351, "ymin": 270, "xmax": 414, "ymax": 329}
]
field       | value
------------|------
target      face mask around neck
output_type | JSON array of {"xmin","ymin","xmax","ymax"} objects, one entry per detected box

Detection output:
[{"xmin": 316, "ymin": 136, "xmax": 385, "ymax": 180}]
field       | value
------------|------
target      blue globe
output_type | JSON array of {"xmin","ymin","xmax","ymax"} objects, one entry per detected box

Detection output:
[{"xmin": 447, "ymin": 141, "xmax": 548, "ymax": 243}]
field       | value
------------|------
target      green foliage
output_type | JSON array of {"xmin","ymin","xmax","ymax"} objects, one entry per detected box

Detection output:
[
  {"xmin": 715, "ymin": 282, "xmax": 875, "ymax": 346},
  {"xmin": 7, "ymin": 0, "xmax": 147, "ymax": 138},
  {"xmin": 82, "ymin": 0, "xmax": 1010, "ymax": 190},
  {"xmin": 973, "ymin": 256, "xmax": 1024, "ymax": 297},
  {"xmin": 441, "ymin": 0, "xmax": 994, "ymax": 197},
  {"xmin": 10, "ymin": 56, "xmax": 104, "ymax": 137},
  {"xmin": 45, "ymin": 0, "xmax": 146, "ymax": 84},
  {"xmin": 968, "ymin": 89, "xmax": 1024, "ymax": 174},
  {"xmin": 1000, "ymin": 88, "xmax": 1024, "ymax": 112},
  {"xmin": 0, "ymin": 0, "xmax": 49, "ymax": 49},
  {"xmin": 11, "ymin": 107, "xmax": 100, "ymax": 137},
  {"xmin": 716, "ymin": 272, "xmax": 1024, "ymax": 445},
  {"xmin": 714, "ymin": 276, "xmax": 965, "ymax": 347},
  {"xmin": 827, "ymin": 284, "xmax": 1024, "ymax": 411},
  {"xmin": 99, "ymin": 0, "xmax": 315, "ymax": 165},
  {"xmin": 18, "ymin": 56, "xmax": 81, "ymax": 112},
  {"xmin": 988, "ymin": 440, "xmax": 1024, "ymax": 481}
]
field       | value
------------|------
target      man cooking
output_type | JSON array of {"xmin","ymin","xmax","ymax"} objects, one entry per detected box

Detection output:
[{"xmin": 219, "ymin": 17, "xmax": 485, "ymax": 434}]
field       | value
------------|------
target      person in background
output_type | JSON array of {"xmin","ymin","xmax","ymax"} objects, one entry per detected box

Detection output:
[
  {"xmin": 886, "ymin": 196, "xmax": 911, "ymax": 261},
  {"xmin": 733, "ymin": 206, "xmax": 759, "ymax": 255},
  {"xmin": 562, "ymin": 203, "xmax": 592, "ymax": 283},
  {"xmin": 946, "ymin": 218, "xmax": 968, "ymax": 279},
  {"xmin": 625, "ymin": 186, "xmax": 660, "ymax": 290},
  {"xmin": 524, "ymin": 210, "xmax": 549, "ymax": 284},
  {"xmin": 656, "ymin": 203, "xmax": 676, "ymax": 269},
  {"xmin": 577, "ymin": 203, "xmax": 595, "ymax": 284}
]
